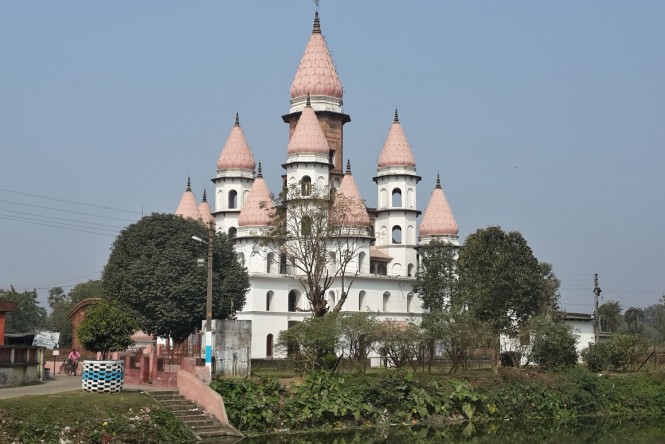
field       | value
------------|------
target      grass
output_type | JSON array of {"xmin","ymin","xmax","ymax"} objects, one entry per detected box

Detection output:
[{"xmin": 0, "ymin": 391, "xmax": 197, "ymax": 443}]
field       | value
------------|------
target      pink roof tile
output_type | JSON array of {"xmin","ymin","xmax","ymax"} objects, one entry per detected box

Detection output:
[
  {"xmin": 333, "ymin": 160, "xmax": 371, "ymax": 226},
  {"xmin": 217, "ymin": 114, "xmax": 256, "ymax": 171},
  {"xmin": 420, "ymin": 175, "xmax": 458, "ymax": 236},
  {"xmin": 290, "ymin": 12, "xmax": 343, "ymax": 100},
  {"xmin": 238, "ymin": 164, "xmax": 273, "ymax": 227},
  {"xmin": 175, "ymin": 178, "xmax": 202, "ymax": 222},
  {"xmin": 198, "ymin": 189, "xmax": 215, "ymax": 226},
  {"xmin": 287, "ymin": 98, "xmax": 329, "ymax": 155},
  {"xmin": 377, "ymin": 110, "xmax": 416, "ymax": 168}
]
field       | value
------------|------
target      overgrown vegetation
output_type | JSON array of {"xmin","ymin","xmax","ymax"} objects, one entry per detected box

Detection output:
[
  {"xmin": 0, "ymin": 392, "xmax": 196, "ymax": 443},
  {"xmin": 211, "ymin": 368, "xmax": 665, "ymax": 436}
]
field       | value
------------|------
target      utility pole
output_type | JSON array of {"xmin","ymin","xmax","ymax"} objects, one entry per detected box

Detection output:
[
  {"xmin": 205, "ymin": 220, "xmax": 214, "ymax": 374},
  {"xmin": 594, "ymin": 273, "xmax": 601, "ymax": 344}
]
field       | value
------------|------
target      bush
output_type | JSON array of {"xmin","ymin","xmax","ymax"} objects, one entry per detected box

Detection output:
[
  {"xmin": 582, "ymin": 334, "xmax": 649, "ymax": 372},
  {"xmin": 528, "ymin": 315, "xmax": 578, "ymax": 370}
]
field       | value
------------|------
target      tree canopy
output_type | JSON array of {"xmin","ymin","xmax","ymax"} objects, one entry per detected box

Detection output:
[
  {"xmin": 413, "ymin": 240, "xmax": 458, "ymax": 312},
  {"xmin": 102, "ymin": 213, "xmax": 249, "ymax": 343},
  {"xmin": 598, "ymin": 300, "xmax": 623, "ymax": 333},
  {"xmin": 458, "ymin": 226, "xmax": 546, "ymax": 336},
  {"xmin": 68, "ymin": 279, "xmax": 105, "ymax": 304},
  {"xmin": 76, "ymin": 299, "xmax": 139, "ymax": 360},
  {"xmin": 0, "ymin": 287, "xmax": 46, "ymax": 334}
]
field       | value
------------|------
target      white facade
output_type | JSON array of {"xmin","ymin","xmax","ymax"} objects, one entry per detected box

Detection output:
[{"xmin": 193, "ymin": 12, "xmax": 460, "ymax": 361}]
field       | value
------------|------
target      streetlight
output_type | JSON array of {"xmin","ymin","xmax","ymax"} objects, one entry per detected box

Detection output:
[{"xmin": 191, "ymin": 221, "xmax": 214, "ymax": 374}]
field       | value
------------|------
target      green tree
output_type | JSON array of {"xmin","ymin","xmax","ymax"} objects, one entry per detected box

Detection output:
[
  {"xmin": 102, "ymin": 213, "xmax": 249, "ymax": 343},
  {"xmin": 413, "ymin": 240, "xmax": 458, "ymax": 311},
  {"xmin": 538, "ymin": 262, "xmax": 561, "ymax": 314},
  {"xmin": 337, "ymin": 312, "xmax": 380, "ymax": 373},
  {"xmin": 0, "ymin": 287, "xmax": 46, "ymax": 334},
  {"xmin": 624, "ymin": 307, "xmax": 645, "ymax": 332},
  {"xmin": 277, "ymin": 314, "xmax": 342, "ymax": 373},
  {"xmin": 457, "ymin": 226, "xmax": 545, "ymax": 372},
  {"xmin": 598, "ymin": 300, "xmax": 623, "ymax": 333},
  {"xmin": 260, "ymin": 183, "xmax": 371, "ymax": 317},
  {"xmin": 47, "ymin": 286, "xmax": 68, "ymax": 308},
  {"xmin": 527, "ymin": 314, "xmax": 578, "ymax": 370},
  {"xmin": 76, "ymin": 299, "xmax": 139, "ymax": 360},
  {"xmin": 582, "ymin": 334, "xmax": 648, "ymax": 372},
  {"xmin": 68, "ymin": 279, "xmax": 105, "ymax": 304},
  {"xmin": 643, "ymin": 301, "xmax": 665, "ymax": 344}
]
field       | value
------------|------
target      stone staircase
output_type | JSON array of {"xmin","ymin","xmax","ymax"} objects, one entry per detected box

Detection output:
[{"xmin": 150, "ymin": 391, "xmax": 240, "ymax": 443}]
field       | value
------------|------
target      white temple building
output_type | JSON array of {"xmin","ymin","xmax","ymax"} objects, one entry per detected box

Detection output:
[{"xmin": 175, "ymin": 11, "xmax": 459, "ymax": 361}]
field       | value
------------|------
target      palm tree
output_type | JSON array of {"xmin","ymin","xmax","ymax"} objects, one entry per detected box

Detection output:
[
  {"xmin": 598, "ymin": 300, "xmax": 622, "ymax": 333},
  {"xmin": 624, "ymin": 307, "xmax": 644, "ymax": 331}
]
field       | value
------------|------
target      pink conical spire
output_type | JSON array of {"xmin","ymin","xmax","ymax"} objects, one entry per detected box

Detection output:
[
  {"xmin": 217, "ymin": 113, "xmax": 257, "ymax": 171},
  {"xmin": 333, "ymin": 160, "xmax": 371, "ymax": 226},
  {"xmin": 287, "ymin": 97, "xmax": 330, "ymax": 155},
  {"xmin": 175, "ymin": 177, "xmax": 202, "ymax": 221},
  {"xmin": 377, "ymin": 109, "xmax": 416, "ymax": 168},
  {"xmin": 420, "ymin": 175, "xmax": 458, "ymax": 236},
  {"xmin": 198, "ymin": 189, "xmax": 215, "ymax": 226},
  {"xmin": 238, "ymin": 163, "xmax": 273, "ymax": 227},
  {"xmin": 290, "ymin": 11, "xmax": 343, "ymax": 100}
]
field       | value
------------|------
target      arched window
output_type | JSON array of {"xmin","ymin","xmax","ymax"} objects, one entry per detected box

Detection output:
[
  {"xmin": 358, "ymin": 290, "xmax": 366, "ymax": 311},
  {"xmin": 383, "ymin": 291, "xmax": 390, "ymax": 312},
  {"xmin": 407, "ymin": 263, "xmax": 414, "ymax": 277},
  {"xmin": 380, "ymin": 188, "xmax": 388, "ymax": 208},
  {"xmin": 243, "ymin": 190, "xmax": 250, "ymax": 205},
  {"xmin": 392, "ymin": 263, "xmax": 402, "ymax": 275},
  {"xmin": 301, "ymin": 216, "xmax": 312, "ymax": 236},
  {"xmin": 288, "ymin": 290, "xmax": 299, "ymax": 312},
  {"xmin": 301, "ymin": 176, "xmax": 312, "ymax": 196},
  {"xmin": 392, "ymin": 188, "xmax": 402, "ymax": 207},
  {"xmin": 267, "ymin": 253, "xmax": 275, "ymax": 274},
  {"xmin": 328, "ymin": 291, "xmax": 336, "ymax": 309},
  {"xmin": 237, "ymin": 252, "xmax": 245, "ymax": 266},
  {"xmin": 358, "ymin": 252, "xmax": 366, "ymax": 273},
  {"xmin": 228, "ymin": 190, "xmax": 238, "ymax": 209},
  {"xmin": 407, "ymin": 188, "xmax": 415, "ymax": 208},
  {"xmin": 266, "ymin": 291, "xmax": 274, "ymax": 311},
  {"xmin": 377, "ymin": 263, "xmax": 387, "ymax": 276},
  {"xmin": 228, "ymin": 227, "xmax": 237, "ymax": 239},
  {"xmin": 392, "ymin": 225, "xmax": 402, "ymax": 244},
  {"xmin": 266, "ymin": 334, "xmax": 274, "ymax": 358},
  {"xmin": 280, "ymin": 253, "xmax": 287, "ymax": 274},
  {"xmin": 407, "ymin": 292, "xmax": 414, "ymax": 313},
  {"xmin": 407, "ymin": 225, "xmax": 415, "ymax": 245}
]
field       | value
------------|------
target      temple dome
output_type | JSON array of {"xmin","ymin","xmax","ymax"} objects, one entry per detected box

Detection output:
[
  {"xmin": 217, "ymin": 114, "xmax": 256, "ymax": 171},
  {"xmin": 377, "ymin": 110, "xmax": 416, "ymax": 169},
  {"xmin": 420, "ymin": 175, "xmax": 458, "ymax": 237}
]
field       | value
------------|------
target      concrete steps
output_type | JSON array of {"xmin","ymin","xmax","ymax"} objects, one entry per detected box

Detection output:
[{"xmin": 150, "ymin": 391, "xmax": 240, "ymax": 443}]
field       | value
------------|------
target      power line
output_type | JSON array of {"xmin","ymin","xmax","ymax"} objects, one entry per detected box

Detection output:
[
  {"xmin": 0, "ymin": 199, "xmax": 138, "ymax": 222},
  {"xmin": 0, "ymin": 208, "xmax": 125, "ymax": 230},
  {"xmin": 0, "ymin": 215, "xmax": 117, "ymax": 237},
  {"xmin": 0, "ymin": 187, "xmax": 143, "ymax": 215}
]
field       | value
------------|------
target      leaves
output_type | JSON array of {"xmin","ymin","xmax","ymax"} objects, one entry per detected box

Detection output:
[
  {"xmin": 76, "ymin": 299, "xmax": 139, "ymax": 359},
  {"xmin": 102, "ymin": 213, "xmax": 249, "ymax": 343}
]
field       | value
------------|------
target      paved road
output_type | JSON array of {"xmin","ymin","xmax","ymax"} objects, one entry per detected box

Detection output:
[{"xmin": 0, "ymin": 375, "xmax": 163, "ymax": 400}]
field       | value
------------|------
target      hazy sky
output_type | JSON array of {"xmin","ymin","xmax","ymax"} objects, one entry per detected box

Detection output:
[{"xmin": 1, "ymin": 1, "xmax": 664, "ymax": 314}]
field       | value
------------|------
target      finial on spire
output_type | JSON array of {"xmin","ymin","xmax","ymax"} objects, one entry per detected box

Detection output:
[
  {"xmin": 202, "ymin": 189, "xmax": 207, "ymax": 202},
  {"xmin": 234, "ymin": 112, "xmax": 240, "ymax": 126},
  {"xmin": 435, "ymin": 174, "xmax": 441, "ymax": 189},
  {"xmin": 313, "ymin": 6, "xmax": 321, "ymax": 34},
  {"xmin": 306, "ymin": 93, "xmax": 311, "ymax": 107},
  {"xmin": 257, "ymin": 162, "xmax": 263, "ymax": 178},
  {"xmin": 394, "ymin": 108, "xmax": 399, "ymax": 123},
  {"xmin": 186, "ymin": 177, "xmax": 192, "ymax": 191},
  {"xmin": 346, "ymin": 159, "xmax": 351, "ymax": 174}
]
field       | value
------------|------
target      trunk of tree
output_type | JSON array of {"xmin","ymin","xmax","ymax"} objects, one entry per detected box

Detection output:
[{"xmin": 492, "ymin": 335, "xmax": 500, "ymax": 374}]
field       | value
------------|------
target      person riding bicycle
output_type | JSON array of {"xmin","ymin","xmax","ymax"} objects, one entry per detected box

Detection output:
[{"xmin": 67, "ymin": 348, "xmax": 80, "ymax": 375}]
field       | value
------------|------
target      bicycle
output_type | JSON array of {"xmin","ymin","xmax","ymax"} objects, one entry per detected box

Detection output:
[{"xmin": 58, "ymin": 359, "xmax": 81, "ymax": 376}]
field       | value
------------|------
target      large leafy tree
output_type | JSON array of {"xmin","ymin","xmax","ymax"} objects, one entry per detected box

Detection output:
[
  {"xmin": 103, "ymin": 213, "xmax": 249, "ymax": 343},
  {"xmin": 0, "ymin": 287, "xmax": 46, "ymax": 334},
  {"xmin": 260, "ymin": 183, "xmax": 370, "ymax": 317},
  {"xmin": 76, "ymin": 299, "xmax": 139, "ymax": 360},
  {"xmin": 413, "ymin": 240, "xmax": 458, "ymax": 311},
  {"xmin": 643, "ymin": 298, "xmax": 665, "ymax": 344},
  {"xmin": 457, "ymin": 226, "xmax": 545, "ymax": 371}
]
